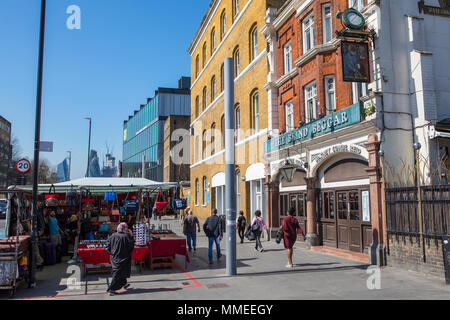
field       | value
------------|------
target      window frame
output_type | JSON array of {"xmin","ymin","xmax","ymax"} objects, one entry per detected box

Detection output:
[
  {"xmin": 202, "ymin": 176, "xmax": 208, "ymax": 206},
  {"xmin": 322, "ymin": 3, "xmax": 333, "ymax": 44},
  {"xmin": 324, "ymin": 75, "xmax": 336, "ymax": 114},
  {"xmin": 283, "ymin": 41, "xmax": 293, "ymax": 74},
  {"xmin": 285, "ymin": 100, "xmax": 295, "ymax": 132},
  {"xmin": 302, "ymin": 13, "xmax": 315, "ymax": 54},
  {"xmin": 304, "ymin": 81, "xmax": 318, "ymax": 123}
]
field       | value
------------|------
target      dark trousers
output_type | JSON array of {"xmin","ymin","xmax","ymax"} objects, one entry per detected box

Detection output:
[
  {"xmin": 255, "ymin": 234, "xmax": 263, "ymax": 251},
  {"xmin": 238, "ymin": 227, "xmax": 245, "ymax": 243},
  {"xmin": 108, "ymin": 269, "xmax": 128, "ymax": 292}
]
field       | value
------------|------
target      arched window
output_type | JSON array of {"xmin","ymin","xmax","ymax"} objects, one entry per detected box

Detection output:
[
  {"xmin": 220, "ymin": 63, "xmax": 225, "ymax": 92},
  {"xmin": 202, "ymin": 130, "xmax": 208, "ymax": 159},
  {"xmin": 202, "ymin": 176, "xmax": 207, "ymax": 206},
  {"xmin": 251, "ymin": 90, "xmax": 260, "ymax": 132},
  {"xmin": 195, "ymin": 135, "xmax": 200, "ymax": 163},
  {"xmin": 211, "ymin": 76, "xmax": 216, "ymax": 101},
  {"xmin": 211, "ymin": 28, "xmax": 216, "ymax": 54},
  {"xmin": 233, "ymin": 47, "xmax": 240, "ymax": 78},
  {"xmin": 233, "ymin": 0, "xmax": 239, "ymax": 20},
  {"xmin": 236, "ymin": 170, "xmax": 241, "ymax": 213},
  {"xmin": 195, "ymin": 96, "xmax": 200, "ymax": 118},
  {"xmin": 235, "ymin": 105, "xmax": 241, "ymax": 142},
  {"xmin": 211, "ymin": 123, "xmax": 216, "ymax": 155},
  {"xmin": 221, "ymin": 10, "xmax": 227, "ymax": 40},
  {"xmin": 202, "ymin": 42, "xmax": 207, "ymax": 67},
  {"xmin": 202, "ymin": 86, "xmax": 207, "ymax": 111},
  {"xmin": 195, "ymin": 178, "xmax": 199, "ymax": 206},
  {"xmin": 221, "ymin": 115, "xmax": 225, "ymax": 150},
  {"xmin": 195, "ymin": 55, "xmax": 200, "ymax": 77},
  {"xmin": 250, "ymin": 24, "xmax": 258, "ymax": 61}
]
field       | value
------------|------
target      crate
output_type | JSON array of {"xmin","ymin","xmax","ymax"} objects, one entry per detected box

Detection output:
[{"xmin": 149, "ymin": 256, "xmax": 174, "ymax": 270}]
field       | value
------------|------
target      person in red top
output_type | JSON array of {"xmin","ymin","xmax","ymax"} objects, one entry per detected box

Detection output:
[{"xmin": 282, "ymin": 207, "xmax": 306, "ymax": 268}]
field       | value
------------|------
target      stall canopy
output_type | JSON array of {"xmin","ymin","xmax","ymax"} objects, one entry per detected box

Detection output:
[{"xmin": 8, "ymin": 177, "xmax": 178, "ymax": 195}]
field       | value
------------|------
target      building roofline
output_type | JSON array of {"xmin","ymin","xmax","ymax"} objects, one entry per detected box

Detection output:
[{"xmin": 187, "ymin": 0, "xmax": 220, "ymax": 55}]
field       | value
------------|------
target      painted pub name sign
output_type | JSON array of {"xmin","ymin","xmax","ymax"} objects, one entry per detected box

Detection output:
[{"xmin": 265, "ymin": 103, "xmax": 363, "ymax": 153}]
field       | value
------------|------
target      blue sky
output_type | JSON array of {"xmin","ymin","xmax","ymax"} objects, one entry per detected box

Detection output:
[{"xmin": 0, "ymin": 0, "xmax": 210, "ymax": 179}]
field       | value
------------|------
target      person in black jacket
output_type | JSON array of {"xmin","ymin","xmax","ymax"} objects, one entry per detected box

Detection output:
[
  {"xmin": 105, "ymin": 223, "xmax": 135, "ymax": 296},
  {"xmin": 203, "ymin": 209, "xmax": 223, "ymax": 264},
  {"xmin": 236, "ymin": 210, "xmax": 247, "ymax": 244}
]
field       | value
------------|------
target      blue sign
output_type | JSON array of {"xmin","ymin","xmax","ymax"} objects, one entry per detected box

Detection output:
[{"xmin": 265, "ymin": 103, "xmax": 363, "ymax": 153}]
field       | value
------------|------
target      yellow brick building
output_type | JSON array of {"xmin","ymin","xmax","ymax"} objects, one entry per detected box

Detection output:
[{"xmin": 188, "ymin": 0, "xmax": 285, "ymax": 222}]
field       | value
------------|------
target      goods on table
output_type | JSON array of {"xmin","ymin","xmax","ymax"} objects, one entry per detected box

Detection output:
[{"xmin": 133, "ymin": 223, "xmax": 150, "ymax": 247}]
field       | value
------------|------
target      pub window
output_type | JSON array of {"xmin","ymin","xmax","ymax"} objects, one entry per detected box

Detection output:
[
  {"xmin": 304, "ymin": 81, "xmax": 317, "ymax": 122},
  {"xmin": 325, "ymin": 75, "xmax": 336, "ymax": 114},
  {"xmin": 285, "ymin": 100, "xmax": 294, "ymax": 132}
]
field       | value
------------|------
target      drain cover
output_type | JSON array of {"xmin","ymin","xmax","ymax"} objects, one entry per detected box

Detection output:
[
  {"xmin": 182, "ymin": 282, "xmax": 190, "ymax": 286},
  {"xmin": 206, "ymin": 283, "xmax": 229, "ymax": 289}
]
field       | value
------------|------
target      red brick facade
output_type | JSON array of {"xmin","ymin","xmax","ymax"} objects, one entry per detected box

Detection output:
[{"xmin": 276, "ymin": 0, "xmax": 363, "ymax": 132}]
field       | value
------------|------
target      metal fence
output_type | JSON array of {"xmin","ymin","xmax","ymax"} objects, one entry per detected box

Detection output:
[{"xmin": 386, "ymin": 184, "xmax": 449, "ymax": 240}]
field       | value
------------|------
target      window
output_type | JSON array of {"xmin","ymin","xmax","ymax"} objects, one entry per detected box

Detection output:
[
  {"xmin": 322, "ymin": 4, "xmax": 332, "ymax": 44},
  {"xmin": 303, "ymin": 13, "xmax": 315, "ymax": 53},
  {"xmin": 202, "ymin": 130, "xmax": 208, "ymax": 159},
  {"xmin": 221, "ymin": 115, "xmax": 225, "ymax": 150},
  {"xmin": 233, "ymin": 0, "xmax": 239, "ymax": 19},
  {"xmin": 203, "ymin": 177, "xmax": 208, "ymax": 206},
  {"xmin": 236, "ymin": 171, "xmax": 241, "ymax": 213},
  {"xmin": 324, "ymin": 76, "xmax": 336, "ymax": 114},
  {"xmin": 234, "ymin": 47, "xmax": 240, "ymax": 77},
  {"xmin": 352, "ymin": 82, "xmax": 369, "ymax": 104},
  {"xmin": 252, "ymin": 91, "xmax": 260, "ymax": 132},
  {"xmin": 211, "ymin": 28, "xmax": 216, "ymax": 54},
  {"xmin": 236, "ymin": 106, "xmax": 241, "ymax": 142},
  {"xmin": 285, "ymin": 100, "xmax": 294, "ymax": 132},
  {"xmin": 195, "ymin": 55, "xmax": 199, "ymax": 77},
  {"xmin": 211, "ymin": 76, "xmax": 216, "ymax": 101},
  {"xmin": 305, "ymin": 81, "xmax": 317, "ymax": 122},
  {"xmin": 202, "ymin": 43, "xmax": 207, "ymax": 67},
  {"xmin": 195, "ymin": 136, "xmax": 200, "ymax": 163},
  {"xmin": 202, "ymin": 86, "xmax": 207, "ymax": 111},
  {"xmin": 195, "ymin": 178, "xmax": 199, "ymax": 206},
  {"xmin": 348, "ymin": 0, "xmax": 365, "ymax": 11},
  {"xmin": 195, "ymin": 96, "xmax": 200, "ymax": 118},
  {"xmin": 221, "ymin": 11, "xmax": 226, "ymax": 39},
  {"xmin": 220, "ymin": 63, "xmax": 225, "ymax": 92},
  {"xmin": 284, "ymin": 41, "xmax": 293, "ymax": 74},
  {"xmin": 250, "ymin": 25, "xmax": 258, "ymax": 61},
  {"xmin": 211, "ymin": 123, "xmax": 216, "ymax": 155}
]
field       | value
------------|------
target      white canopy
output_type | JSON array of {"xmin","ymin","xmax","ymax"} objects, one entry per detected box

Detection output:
[{"xmin": 9, "ymin": 177, "xmax": 178, "ymax": 195}]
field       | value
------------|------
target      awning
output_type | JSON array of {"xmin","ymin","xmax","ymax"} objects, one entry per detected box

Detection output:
[
  {"xmin": 8, "ymin": 177, "xmax": 178, "ymax": 195},
  {"xmin": 211, "ymin": 172, "xmax": 225, "ymax": 188},
  {"xmin": 245, "ymin": 163, "xmax": 266, "ymax": 182}
]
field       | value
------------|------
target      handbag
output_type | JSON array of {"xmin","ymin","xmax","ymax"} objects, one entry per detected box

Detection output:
[
  {"xmin": 81, "ymin": 190, "xmax": 95, "ymax": 204},
  {"xmin": 123, "ymin": 192, "xmax": 139, "ymax": 212},
  {"xmin": 45, "ymin": 185, "xmax": 59, "ymax": 207},
  {"xmin": 154, "ymin": 189, "xmax": 167, "ymax": 209},
  {"xmin": 99, "ymin": 208, "xmax": 110, "ymax": 216},
  {"xmin": 104, "ymin": 192, "xmax": 116, "ymax": 202},
  {"xmin": 65, "ymin": 188, "xmax": 79, "ymax": 207}
]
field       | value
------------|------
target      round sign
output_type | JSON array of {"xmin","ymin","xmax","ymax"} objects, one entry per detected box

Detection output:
[{"xmin": 15, "ymin": 159, "xmax": 31, "ymax": 174}]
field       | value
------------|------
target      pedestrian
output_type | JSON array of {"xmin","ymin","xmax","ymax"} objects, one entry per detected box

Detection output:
[
  {"xmin": 250, "ymin": 210, "xmax": 269, "ymax": 252},
  {"xmin": 105, "ymin": 223, "xmax": 135, "ymax": 296},
  {"xmin": 282, "ymin": 207, "xmax": 306, "ymax": 268},
  {"xmin": 236, "ymin": 210, "xmax": 247, "ymax": 244},
  {"xmin": 183, "ymin": 209, "xmax": 200, "ymax": 252},
  {"xmin": 180, "ymin": 207, "xmax": 190, "ymax": 225},
  {"xmin": 203, "ymin": 208, "xmax": 223, "ymax": 264},
  {"xmin": 48, "ymin": 211, "xmax": 64, "ymax": 246}
]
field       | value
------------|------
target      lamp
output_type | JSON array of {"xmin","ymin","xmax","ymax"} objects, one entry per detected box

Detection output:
[
  {"xmin": 280, "ymin": 160, "xmax": 296, "ymax": 183},
  {"xmin": 413, "ymin": 142, "xmax": 421, "ymax": 151}
]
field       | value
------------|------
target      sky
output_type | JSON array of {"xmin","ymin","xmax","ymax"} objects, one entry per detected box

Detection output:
[{"xmin": 0, "ymin": 0, "xmax": 210, "ymax": 179}]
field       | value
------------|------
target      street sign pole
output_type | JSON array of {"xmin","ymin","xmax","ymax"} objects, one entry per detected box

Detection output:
[
  {"xmin": 224, "ymin": 58, "xmax": 237, "ymax": 276},
  {"xmin": 29, "ymin": 0, "xmax": 46, "ymax": 289}
]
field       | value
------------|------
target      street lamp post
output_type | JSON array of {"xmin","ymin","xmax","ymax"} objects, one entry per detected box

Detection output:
[
  {"xmin": 29, "ymin": 0, "xmax": 47, "ymax": 288},
  {"xmin": 85, "ymin": 117, "xmax": 92, "ymax": 177}
]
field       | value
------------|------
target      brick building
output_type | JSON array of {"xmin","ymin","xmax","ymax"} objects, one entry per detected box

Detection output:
[{"xmin": 188, "ymin": 0, "xmax": 285, "ymax": 222}]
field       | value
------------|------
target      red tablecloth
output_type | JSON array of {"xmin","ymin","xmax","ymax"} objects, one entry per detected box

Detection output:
[
  {"xmin": 77, "ymin": 246, "xmax": 149, "ymax": 265},
  {"xmin": 148, "ymin": 238, "xmax": 190, "ymax": 263}
]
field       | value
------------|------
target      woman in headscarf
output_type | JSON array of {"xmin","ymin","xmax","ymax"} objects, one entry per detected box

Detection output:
[{"xmin": 105, "ymin": 223, "xmax": 135, "ymax": 295}]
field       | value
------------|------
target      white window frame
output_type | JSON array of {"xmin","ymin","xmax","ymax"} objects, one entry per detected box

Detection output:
[
  {"xmin": 195, "ymin": 179, "xmax": 199, "ymax": 206},
  {"xmin": 284, "ymin": 41, "xmax": 293, "ymax": 74},
  {"xmin": 352, "ymin": 82, "xmax": 369, "ymax": 104},
  {"xmin": 322, "ymin": 4, "xmax": 333, "ymax": 44},
  {"xmin": 285, "ymin": 100, "xmax": 295, "ymax": 132},
  {"xmin": 234, "ymin": 49, "xmax": 240, "ymax": 77},
  {"xmin": 324, "ymin": 75, "xmax": 336, "ymax": 114},
  {"xmin": 348, "ymin": 0, "xmax": 365, "ymax": 11},
  {"xmin": 253, "ymin": 93, "xmax": 259, "ymax": 132},
  {"xmin": 305, "ymin": 81, "xmax": 317, "ymax": 123},
  {"xmin": 302, "ymin": 13, "xmax": 315, "ymax": 54},
  {"xmin": 236, "ymin": 107, "xmax": 241, "ymax": 141},
  {"xmin": 236, "ymin": 171, "xmax": 241, "ymax": 214},
  {"xmin": 202, "ymin": 177, "xmax": 207, "ymax": 206},
  {"xmin": 252, "ymin": 27, "xmax": 258, "ymax": 61},
  {"xmin": 234, "ymin": 0, "xmax": 239, "ymax": 18}
]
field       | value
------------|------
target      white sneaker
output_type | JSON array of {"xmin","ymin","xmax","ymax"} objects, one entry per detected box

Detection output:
[{"xmin": 286, "ymin": 263, "xmax": 293, "ymax": 268}]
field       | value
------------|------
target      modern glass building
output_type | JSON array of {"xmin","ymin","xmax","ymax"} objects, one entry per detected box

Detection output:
[{"xmin": 122, "ymin": 77, "xmax": 191, "ymax": 181}]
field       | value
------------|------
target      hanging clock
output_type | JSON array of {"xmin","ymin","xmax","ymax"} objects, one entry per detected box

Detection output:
[{"xmin": 342, "ymin": 8, "xmax": 366, "ymax": 30}]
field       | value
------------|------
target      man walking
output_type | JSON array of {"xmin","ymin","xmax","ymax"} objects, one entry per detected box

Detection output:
[
  {"xmin": 203, "ymin": 209, "xmax": 223, "ymax": 264},
  {"xmin": 183, "ymin": 209, "xmax": 200, "ymax": 252},
  {"xmin": 236, "ymin": 210, "xmax": 247, "ymax": 244},
  {"xmin": 105, "ymin": 223, "xmax": 135, "ymax": 296}
]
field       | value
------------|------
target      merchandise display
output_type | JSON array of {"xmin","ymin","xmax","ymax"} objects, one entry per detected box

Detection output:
[{"xmin": 133, "ymin": 223, "xmax": 150, "ymax": 247}]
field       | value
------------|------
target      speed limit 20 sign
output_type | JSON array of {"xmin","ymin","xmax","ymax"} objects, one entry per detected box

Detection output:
[{"xmin": 15, "ymin": 159, "xmax": 31, "ymax": 174}]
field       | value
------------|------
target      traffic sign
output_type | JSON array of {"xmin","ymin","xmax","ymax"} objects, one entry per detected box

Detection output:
[{"xmin": 15, "ymin": 158, "xmax": 31, "ymax": 174}]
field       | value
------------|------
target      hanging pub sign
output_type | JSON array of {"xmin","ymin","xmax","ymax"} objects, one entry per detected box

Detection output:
[
  {"xmin": 418, "ymin": 1, "xmax": 450, "ymax": 18},
  {"xmin": 341, "ymin": 41, "xmax": 370, "ymax": 83}
]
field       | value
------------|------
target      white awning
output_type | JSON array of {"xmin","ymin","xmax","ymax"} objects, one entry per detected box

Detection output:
[
  {"xmin": 211, "ymin": 172, "xmax": 225, "ymax": 188},
  {"xmin": 245, "ymin": 163, "xmax": 265, "ymax": 182}
]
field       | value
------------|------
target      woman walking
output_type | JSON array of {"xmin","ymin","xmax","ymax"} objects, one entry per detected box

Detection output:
[
  {"xmin": 250, "ymin": 210, "xmax": 268, "ymax": 252},
  {"xmin": 282, "ymin": 207, "xmax": 306, "ymax": 268}
]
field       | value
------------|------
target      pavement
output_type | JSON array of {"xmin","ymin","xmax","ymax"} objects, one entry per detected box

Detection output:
[{"xmin": 1, "ymin": 216, "xmax": 450, "ymax": 300}]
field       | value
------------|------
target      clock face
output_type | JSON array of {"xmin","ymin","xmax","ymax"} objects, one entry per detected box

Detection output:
[{"xmin": 343, "ymin": 9, "xmax": 365, "ymax": 29}]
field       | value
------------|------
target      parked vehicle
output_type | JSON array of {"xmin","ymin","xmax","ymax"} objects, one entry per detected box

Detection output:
[{"xmin": 0, "ymin": 200, "xmax": 7, "ymax": 219}]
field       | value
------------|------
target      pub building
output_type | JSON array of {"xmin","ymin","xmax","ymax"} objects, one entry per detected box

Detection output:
[{"xmin": 262, "ymin": 0, "xmax": 384, "ymax": 256}]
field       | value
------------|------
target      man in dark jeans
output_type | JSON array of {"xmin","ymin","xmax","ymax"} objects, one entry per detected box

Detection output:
[
  {"xmin": 236, "ymin": 210, "xmax": 247, "ymax": 244},
  {"xmin": 203, "ymin": 209, "xmax": 223, "ymax": 264}
]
